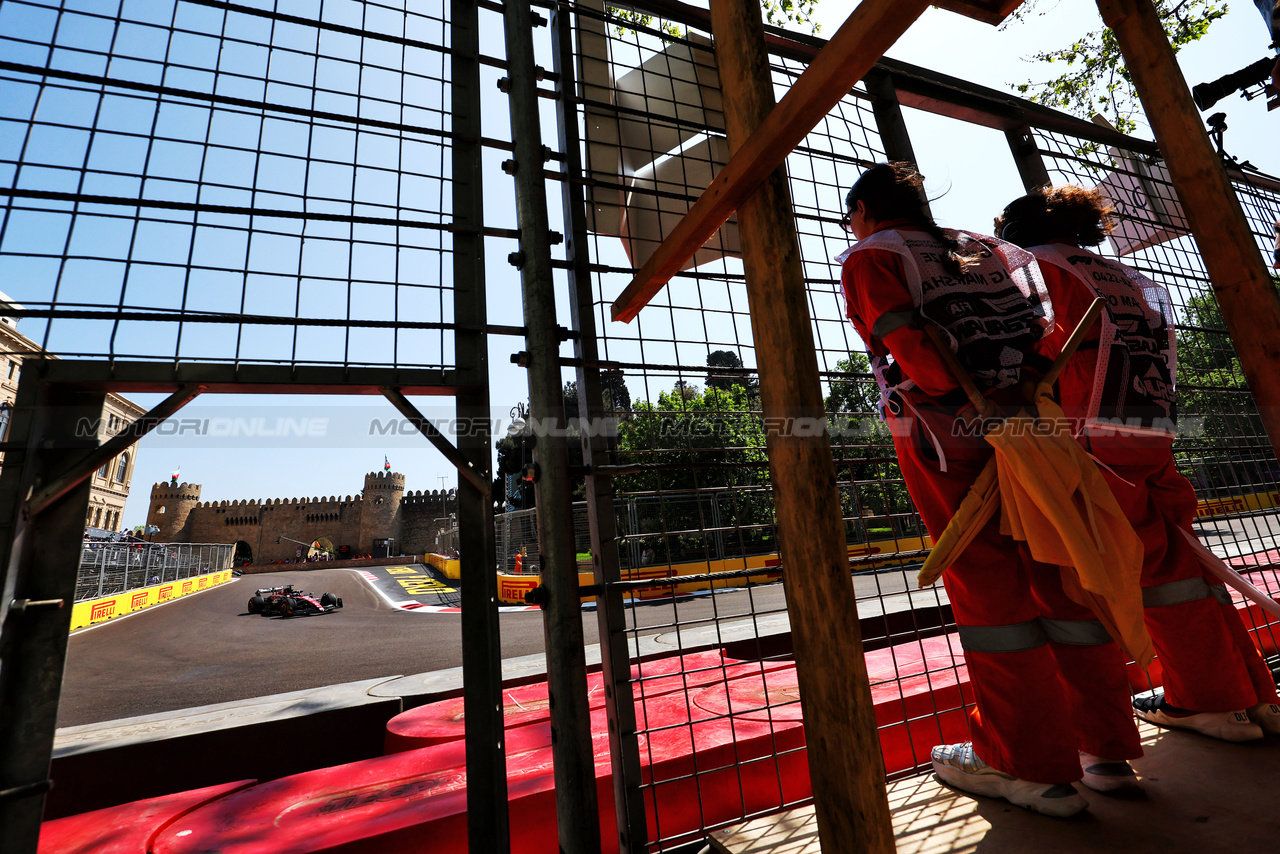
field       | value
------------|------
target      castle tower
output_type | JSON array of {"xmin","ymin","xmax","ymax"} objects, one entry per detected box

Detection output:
[
  {"xmin": 358, "ymin": 470, "xmax": 405, "ymax": 554},
  {"xmin": 146, "ymin": 481, "xmax": 201, "ymax": 542}
]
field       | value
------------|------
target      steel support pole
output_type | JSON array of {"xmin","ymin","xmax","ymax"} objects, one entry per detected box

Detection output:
[
  {"xmin": 1005, "ymin": 124, "xmax": 1052, "ymax": 193},
  {"xmin": 451, "ymin": 0, "xmax": 508, "ymax": 848},
  {"xmin": 709, "ymin": 0, "xmax": 895, "ymax": 850},
  {"xmin": 552, "ymin": 4, "xmax": 647, "ymax": 851},
  {"xmin": 503, "ymin": 2, "xmax": 602, "ymax": 851},
  {"xmin": 863, "ymin": 68, "xmax": 930, "ymax": 216},
  {"xmin": 1099, "ymin": 0, "xmax": 1280, "ymax": 460},
  {"xmin": 0, "ymin": 371, "xmax": 108, "ymax": 853}
]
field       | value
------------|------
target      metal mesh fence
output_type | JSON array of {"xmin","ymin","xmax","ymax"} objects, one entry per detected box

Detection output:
[
  {"xmin": 0, "ymin": 0, "xmax": 461, "ymax": 369},
  {"xmin": 560, "ymin": 3, "xmax": 951, "ymax": 848},
  {"xmin": 5, "ymin": 0, "xmax": 1280, "ymax": 849},
  {"xmin": 560, "ymin": 2, "xmax": 1280, "ymax": 849},
  {"xmin": 75, "ymin": 540, "xmax": 234, "ymax": 601}
]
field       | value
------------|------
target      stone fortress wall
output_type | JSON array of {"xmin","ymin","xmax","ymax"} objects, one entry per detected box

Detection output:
[{"xmin": 145, "ymin": 471, "xmax": 456, "ymax": 564}]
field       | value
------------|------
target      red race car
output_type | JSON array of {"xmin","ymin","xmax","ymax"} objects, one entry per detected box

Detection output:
[{"xmin": 247, "ymin": 584, "xmax": 342, "ymax": 617}]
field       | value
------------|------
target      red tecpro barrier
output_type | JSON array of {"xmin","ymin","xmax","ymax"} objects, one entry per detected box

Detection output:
[
  {"xmin": 384, "ymin": 649, "xmax": 795, "ymax": 752},
  {"xmin": 37, "ymin": 780, "xmax": 255, "ymax": 854},
  {"xmin": 1225, "ymin": 566, "xmax": 1280, "ymax": 656},
  {"xmin": 148, "ymin": 696, "xmax": 808, "ymax": 854}
]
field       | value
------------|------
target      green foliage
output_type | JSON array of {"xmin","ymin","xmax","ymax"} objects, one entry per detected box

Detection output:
[
  {"xmin": 1175, "ymin": 288, "xmax": 1270, "ymax": 450},
  {"xmin": 823, "ymin": 354, "xmax": 917, "ymax": 537},
  {"xmin": 607, "ymin": 0, "xmax": 820, "ymax": 40},
  {"xmin": 614, "ymin": 380, "xmax": 774, "ymax": 561},
  {"xmin": 706, "ymin": 349, "xmax": 760, "ymax": 399},
  {"xmin": 615, "ymin": 382, "xmax": 768, "ymax": 494},
  {"xmin": 1007, "ymin": 0, "xmax": 1227, "ymax": 134}
]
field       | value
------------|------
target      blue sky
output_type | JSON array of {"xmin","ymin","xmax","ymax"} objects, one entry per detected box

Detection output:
[{"xmin": 1, "ymin": 0, "xmax": 1275, "ymax": 530}]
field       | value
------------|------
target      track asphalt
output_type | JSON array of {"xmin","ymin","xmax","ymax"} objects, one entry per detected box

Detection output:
[
  {"xmin": 59, "ymin": 565, "xmax": 812, "ymax": 728},
  {"xmin": 58, "ymin": 567, "xmax": 559, "ymax": 728}
]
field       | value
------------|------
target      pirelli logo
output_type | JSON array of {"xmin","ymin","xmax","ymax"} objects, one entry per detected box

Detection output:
[
  {"xmin": 130, "ymin": 592, "xmax": 149, "ymax": 610},
  {"xmin": 1198, "ymin": 497, "xmax": 1246, "ymax": 516},
  {"xmin": 90, "ymin": 600, "xmax": 115, "ymax": 621},
  {"xmin": 159, "ymin": 585, "xmax": 174, "ymax": 600},
  {"xmin": 182, "ymin": 581, "xmax": 193, "ymax": 595},
  {"xmin": 198, "ymin": 577, "xmax": 208, "ymax": 589}
]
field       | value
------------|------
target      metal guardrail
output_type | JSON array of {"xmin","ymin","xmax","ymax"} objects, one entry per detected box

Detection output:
[{"xmin": 75, "ymin": 542, "xmax": 235, "ymax": 602}]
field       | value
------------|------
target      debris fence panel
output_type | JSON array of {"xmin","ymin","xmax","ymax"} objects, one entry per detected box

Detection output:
[
  {"xmin": 560, "ymin": 3, "xmax": 953, "ymax": 849},
  {"xmin": 75, "ymin": 541, "xmax": 235, "ymax": 601},
  {"xmin": 550, "ymin": 1, "xmax": 1280, "ymax": 849},
  {"xmin": 1033, "ymin": 130, "xmax": 1280, "ymax": 658},
  {"xmin": 0, "ymin": 0, "xmax": 458, "ymax": 370}
]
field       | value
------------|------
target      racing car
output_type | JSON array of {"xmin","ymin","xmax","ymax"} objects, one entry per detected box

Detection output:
[{"xmin": 246, "ymin": 584, "xmax": 343, "ymax": 617}]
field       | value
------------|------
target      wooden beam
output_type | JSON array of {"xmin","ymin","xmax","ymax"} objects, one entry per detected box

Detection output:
[
  {"xmin": 708, "ymin": 0, "xmax": 895, "ymax": 851},
  {"xmin": 1099, "ymin": 0, "xmax": 1280, "ymax": 462},
  {"xmin": 610, "ymin": 0, "xmax": 930, "ymax": 323},
  {"xmin": 931, "ymin": 0, "xmax": 1024, "ymax": 26}
]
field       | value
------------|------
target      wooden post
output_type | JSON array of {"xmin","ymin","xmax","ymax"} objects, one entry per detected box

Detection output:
[
  {"xmin": 1099, "ymin": 0, "xmax": 1280, "ymax": 461},
  {"xmin": 708, "ymin": 1, "xmax": 895, "ymax": 852},
  {"xmin": 611, "ymin": 0, "xmax": 931, "ymax": 322}
]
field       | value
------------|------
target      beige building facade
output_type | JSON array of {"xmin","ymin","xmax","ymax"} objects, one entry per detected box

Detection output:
[{"xmin": 0, "ymin": 295, "xmax": 145, "ymax": 534}]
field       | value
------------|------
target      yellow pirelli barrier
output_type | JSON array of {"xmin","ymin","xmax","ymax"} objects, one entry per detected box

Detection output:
[
  {"xmin": 1195, "ymin": 490, "xmax": 1280, "ymax": 519},
  {"xmin": 494, "ymin": 535, "xmax": 934, "ymax": 605},
  {"xmin": 70, "ymin": 569, "xmax": 234, "ymax": 630},
  {"xmin": 424, "ymin": 553, "xmax": 461, "ymax": 580}
]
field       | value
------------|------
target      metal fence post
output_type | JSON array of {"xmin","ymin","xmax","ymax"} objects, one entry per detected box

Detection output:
[
  {"xmin": 551, "ymin": 3, "xmax": 648, "ymax": 849},
  {"xmin": 451, "ymin": 0, "xmax": 508, "ymax": 846},
  {"xmin": 503, "ymin": 0, "xmax": 602, "ymax": 849},
  {"xmin": 0, "ymin": 371, "xmax": 108, "ymax": 850}
]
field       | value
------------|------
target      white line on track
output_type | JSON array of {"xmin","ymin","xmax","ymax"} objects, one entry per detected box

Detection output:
[{"xmin": 346, "ymin": 567, "xmax": 544, "ymax": 613}]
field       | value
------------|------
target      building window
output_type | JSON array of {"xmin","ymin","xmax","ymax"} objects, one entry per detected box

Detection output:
[
  {"xmin": 115, "ymin": 452, "xmax": 129, "ymax": 482},
  {"xmin": 0, "ymin": 403, "xmax": 9, "ymax": 441},
  {"xmin": 157, "ymin": 506, "xmax": 166, "ymax": 514},
  {"xmin": 6, "ymin": 360, "xmax": 14, "ymax": 380},
  {"xmin": 96, "ymin": 463, "xmax": 108, "ymax": 479},
  {"xmin": 93, "ymin": 508, "xmax": 101, "ymax": 527}
]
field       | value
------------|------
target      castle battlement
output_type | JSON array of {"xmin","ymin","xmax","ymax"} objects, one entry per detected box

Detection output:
[{"xmin": 147, "ymin": 470, "xmax": 455, "ymax": 562}]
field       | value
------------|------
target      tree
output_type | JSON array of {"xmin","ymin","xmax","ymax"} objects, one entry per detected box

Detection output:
[
  {"xmin": 614, "ymin": 383, "xmax": 774, "ymax": 560},
  {"xmin": 609, "ymin": 0, "xmax": 819, "ymax": 38},
  {"xmin": 1008, "ymin": 0, "xmax": 1227, "ymax": 135},
  {"xmin": 706, "ymin": 349, "xmax": 760, "ymax": 400},
  {"xmin": 823, "ymin": 354, "xmax": 918, "ymax": 538},
  {"xmin": 494, "ymin": 428, "xmax": 536, "ymax": 511},
  {"xmin": 1175, "ymin": 284, "xmax": 1276, "ymax": 452}
]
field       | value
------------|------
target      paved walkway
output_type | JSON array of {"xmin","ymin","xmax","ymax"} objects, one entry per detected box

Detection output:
[{"xmin": 711, "ymin": 722, "xmax": 1280, "ymax": 853}]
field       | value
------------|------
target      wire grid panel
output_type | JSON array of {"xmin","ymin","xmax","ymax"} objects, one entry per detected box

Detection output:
[
  {"xmin": 0, "ymin": 0, "xmax": 456, "ymax": 369},
  {"xmin": 75, "ymin": 540, "xmax": 234, "ymax": 600},
  {"xmin": 494, "ymin": 503, "xmax": 592, "ymax": 572},
  {"xmin": 1031, "ymin": 128, "xmax": 1280, "ymax": 662},
  {"xmin": 567, "ymin": 3, "xmax": 955, "ymax": 848}
]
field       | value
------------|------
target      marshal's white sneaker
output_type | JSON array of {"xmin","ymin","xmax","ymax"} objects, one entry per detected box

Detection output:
[
  {"xmin": 1078, "ymin": 752, "xmax": 1141, "ymax": 793},
  {"xmin": 1247, "ymin": 701, "xmax": 1280, "ymax": 736},
  {"xmin": 1132, "ymin": 692, "xmax": 1263, "ymax": 742},
  {"xmin": 931, "ymin": 742, "xmax": 1088, "ymax": 818}
]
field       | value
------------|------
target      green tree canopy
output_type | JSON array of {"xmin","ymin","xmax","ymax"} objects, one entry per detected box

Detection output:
[
  {"xmin": 706, "ymin": 349, "xmax": 760, "ymax": 399},
  {"xmin": 1008, "ymin": 0, "xmax": 1227, "ymax": 134}
]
